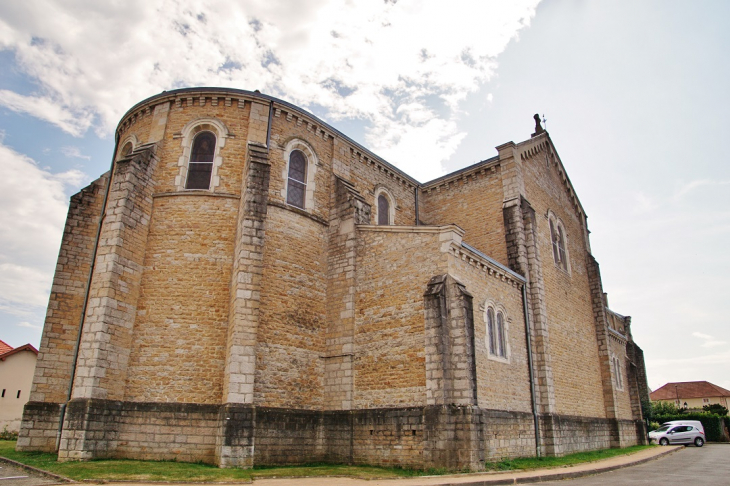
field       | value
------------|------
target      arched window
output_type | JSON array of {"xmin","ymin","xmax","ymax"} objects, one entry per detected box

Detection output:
[
  {"xmin": 117, "ymin": 135, "xmax": 138, "ymax": 160},
  {"xmin": 612, "ymin": 355, "xmax": 624, "ymax": 390},
  {"xmin": 486, "ymin": 304, "xmax": 508, "ymax": 360},
  {"xmin": 121, "ymin": 141, "xmax": 134, "ymax": 157},
  {"xmin": 287, "ymin": 149, "xmax": 307, "ymax": 209},
  {"xmin": 487, "ymin": 307, "xmax": 496, "ymax": 355},
  {"xmin": 548, "ymin": 212, "xmax": 569, "ymax": 272},
  {"xmin": 496, "ymin": 311, "xmax": 506, "ymax": 358},
  {"xmin": 550, "ymin": 219, "xmax": 560, "ymax": 264},
  {"xmin": 377, "ymin": 194, "xmax": 390, "ymax": 225},
  {"xmin": 557, "ymin": 226, "xmax": 567, "ymax": 267},
  {"xmin": 373, "ymin": 187, "xmax": 395, "ymax": 225},
  {"xmin": 185, "ymin": 131, "xmax": 216, "ymax": 190}
]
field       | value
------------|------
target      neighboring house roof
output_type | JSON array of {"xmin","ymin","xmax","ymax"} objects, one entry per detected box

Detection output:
[
  {"xmin": 0, "ymin": 343, "xmax": 38, "ymax": 361},
  {"xmin": 0, "ymin": 339, "xmax": 12, "ymax": 354},
  {"xmin": 651, "ymin": 381, "xmax": 730, "ymax": 400}
]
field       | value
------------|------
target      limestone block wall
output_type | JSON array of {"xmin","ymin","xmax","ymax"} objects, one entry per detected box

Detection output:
[
  {"xmin": 256, "ymin": 205, "xmax": 328, "ymax": 409},
  {"xmin": 57, "ymin": 398, "xmax": 220, "ymax": 462},
  {"xmin": 268, "ymin": 110, "xmax": 333, "ymax": 223},
  {"xmin": 607, "ymin": 333, "xmax": 634, "ymax": 421},
  {"xmin": 71, "ymin": 145, "xmax": 158, "ymax": 402},
  {"xmin": 420, "ymin": 161, "xmax": 509, "ymax": 266},
  {"xmin": 124, "ymin": 194, "xmax": 237, "ymax": 403},
  {"xmin": 124, "ymin": 96, "xmax": 251, "ymax": 197},
  {"xmin": 354, "ymin": 227, "xmax": 445, "ymax": 409},
  {"xmin": 446, "ymin": 247, "xmax": 532, "ymax": 413},
  {"xmin": 28, "ymin": 175, "xmax": 108, "ymax": 405},
  {"xmin": 519, "ymin": 140, "xmax": 606, "ymax": 419},
  {"xmin": 348, "ymin": 154, "xmax": 417, "ymax": 226}
]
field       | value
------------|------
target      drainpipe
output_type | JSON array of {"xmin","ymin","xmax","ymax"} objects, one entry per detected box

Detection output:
[
  {"xmin": 266, "ymin": 100, "xmax": 274, "ymax": 149},
  {"xmin": 522, "ymin": 283, "xmax": 541, "ymax": 458},
  {"xmin": 414, "ymin": 186, "xmax": 420, "ymax": 225},
  {"xmin": 56, "ymin": 137, "xmax": 118, "ymax": 451}
]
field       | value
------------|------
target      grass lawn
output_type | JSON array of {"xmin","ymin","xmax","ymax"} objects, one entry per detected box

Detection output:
[{"xmin": 0, "ymin": 440, "xmax": 653, "ymax": 482}]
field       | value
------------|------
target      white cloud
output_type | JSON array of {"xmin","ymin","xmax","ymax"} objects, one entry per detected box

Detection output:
[
  {"xmin": 0, "ymin": 140, "xmax": 85, "ymax": 313},
  {"xmin": 675, "ymin": 179, "xmax": 730, "ymax": 200},
  {"xmin": 0, "ymin": 0, "xmax": 540, "ymax": 181},
  {"xmin": 17, "ymin": 321, "xmax": 42, "ymax": 330},
  {"xmin": 0, "ymin": 89, "xmax": 94, "ymax": 137},
  {"xmin": 60, "ymin": 146, "xmax": 91, "ymax": 160},
  {"xmin": 692, "ymin": 332, "xmax": 727, "ymax": 349},
  {"xmin": 632, "ymin": 191, "xmax": 659, "ymax": 214}
]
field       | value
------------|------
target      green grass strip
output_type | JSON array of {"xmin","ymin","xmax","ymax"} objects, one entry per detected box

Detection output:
[
  {"xmin": 1, "ymin": 440, "xmax": 653, "ymax": 481},
  {"xmin": 485, "ymin": 444, "xmax": 654, "ymax": 471}
]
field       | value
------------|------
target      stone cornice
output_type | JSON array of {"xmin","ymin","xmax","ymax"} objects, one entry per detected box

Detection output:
[
  {"xmin": 450, "ymin": 243, "xmax": 526, "ymax": 289},
  {"xmin": 608, "ymin": 327, "xmax": 628, "ymax": 344},
  {"xmin": 356, "ymin": 223, "xmax": 464, "ymax": 235},
  {"xmin": 152, "ymin": 191, "xmax": 240, "ymax": 200},
  {"xmin": 420, "ymin": 156, "xmax": 500, "ymax": 192},
  {"xmin": 116, "ymin": 87, "xmax": 420, "ymax": 189},
  {"xmin": 421, "ymin": 156, "xmax": 499, "ymax": 193}
]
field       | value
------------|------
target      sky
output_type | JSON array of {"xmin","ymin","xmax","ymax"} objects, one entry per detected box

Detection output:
[{"xmin": 0, "ymin": 0, "xmax": 728, "ymax": 393}]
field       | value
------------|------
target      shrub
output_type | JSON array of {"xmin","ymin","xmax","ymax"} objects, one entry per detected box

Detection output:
[
  {"xmin": 702, "ymin": 404, "xmax": 729, "ymax": 416},
  {"xmin": 651, "ymin": 401, "xmax": 682, "ymax": 416},
  {"xmin": 0, "ymin": 426, "xmax": 18, "ymax": 440}
]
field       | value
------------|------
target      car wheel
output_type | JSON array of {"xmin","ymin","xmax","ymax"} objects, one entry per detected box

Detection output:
[
  {"xmin": 694, "ymin": 437, "xmax": 704, "ymax": 447},
  {"xmin": 659, "ymin": 438, "xmax": 669, "ymax": 446}
]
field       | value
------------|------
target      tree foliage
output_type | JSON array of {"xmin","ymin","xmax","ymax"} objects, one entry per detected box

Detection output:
[{"xmin": 702, "ymin": 403, "xmax": 729, "ymax": 416}]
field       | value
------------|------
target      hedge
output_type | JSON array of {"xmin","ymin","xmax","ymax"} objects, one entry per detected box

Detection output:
[{"xmin": 655, "ymin": 412, "xmax": 725, "ymax": 442}]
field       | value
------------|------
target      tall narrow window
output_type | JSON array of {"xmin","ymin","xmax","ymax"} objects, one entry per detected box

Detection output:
[
  {"xmin": 550, "ymin": 219, "xmax": 560, "ymax": 264},
  {"xmin": 486, "ymin": 304, "xmax": 508, "ymax": 360},
  {"xmin": 557, "ymin": 226, "xmax": 567, "ymax": 270},
  {"xmin": 549, "ymin": 213, "xmax": 569, "ymax": 272},
  {"xmin": 287, "ymin": 150, "xmax": 307, "ymax": 209},
  {"xmin": 185, "ymin": 131, "xmax": 216, "ymax": 189},
  {"xmin": 487, "ymin": 308, "xmax": 496, "ymax": 355},
  {"xmin": 496, "ymin": 311, "xmax": 506, "ymax": 358},
  {"xmin": 378, "ymin": 194, "xmax": 390, "ymax": 225},
  {"xmin": 613, "ymin": 356, "xmax": 624, "ymax": 390}
]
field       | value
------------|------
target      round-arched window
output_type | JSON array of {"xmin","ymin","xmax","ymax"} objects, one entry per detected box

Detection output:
[
  {"xmin": 185, "ymin": 131, "xmax": 216, "ymax": 189},
  {"xmin": 286, "ymin": 150, "xmax": 307, "ymax": 209},
  {"xmin": 377, "ymin": 194, "xmax": 390, "ymax": 225}
]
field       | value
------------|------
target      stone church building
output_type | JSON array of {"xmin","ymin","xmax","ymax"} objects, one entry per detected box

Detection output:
[{"xmin": 18, "ymin": 88, "xmax": 649, "ymax": 470}]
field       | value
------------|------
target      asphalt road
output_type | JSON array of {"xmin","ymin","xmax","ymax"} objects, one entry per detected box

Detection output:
[
  {"xmin": 538, "ymin": 444, "xmax": 730, "ymax": 485},
  {"xmin": 0, "ymin": 461, "xmax": 60, "ymax": 486}
]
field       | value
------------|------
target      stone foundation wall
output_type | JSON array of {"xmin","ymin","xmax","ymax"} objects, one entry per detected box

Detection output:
[
  {"xmin": 539, "ymin": 414, "xmax": 646, "ymax": 455},
  {"xmin": 57, "ymin": 399, "xmax": 220, "ymax": 462},
  {"xmin": 38, "ymin": 398, "xmax": 645, "ymax": 468},
  {"xmin": 16, "ymin": 402, "xmax": 64, "ymax": 452}
]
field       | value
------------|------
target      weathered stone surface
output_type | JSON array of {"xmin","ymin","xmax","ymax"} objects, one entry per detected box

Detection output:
[{"xmin": 19, "ymin": 88, "xmax": 648, "ymax": 468}]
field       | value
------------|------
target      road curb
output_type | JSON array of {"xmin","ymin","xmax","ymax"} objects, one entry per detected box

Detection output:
[
  {"xmin": 413, "ymin": 446, "xmax": 683, "ymax": 486},
  {"xmin": 0, "ymin": 456, "xmax": 74, "ymax": 484}
]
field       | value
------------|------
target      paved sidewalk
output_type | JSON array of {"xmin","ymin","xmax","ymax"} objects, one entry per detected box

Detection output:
[{"xmin": 103, "ymin": 445, "xmax": 683, "ymax": 486}]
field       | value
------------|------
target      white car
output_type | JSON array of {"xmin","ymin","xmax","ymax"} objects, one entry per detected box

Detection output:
[{"xmin": 649, "ymin": 421, "xmax": 705, "ymax": 447}]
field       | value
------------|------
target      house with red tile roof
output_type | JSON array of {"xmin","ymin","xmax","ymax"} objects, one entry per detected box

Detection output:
[
  {"xmin": 650, "ymin": 381, "xmax": 730, "ymax": 410},
  {"xmin": 0, "ymin": 342, "xmax": 38, "ymax": 433},
  {"xmin": 0, "ymin": 339, "xmax": 13, "ymax": 355}
]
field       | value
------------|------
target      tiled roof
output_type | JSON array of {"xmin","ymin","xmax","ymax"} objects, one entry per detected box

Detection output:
[
  {"xmin": 0, "ymin": 343, "xmax": 38, "ymax": 360},
  {"xmin": 0, "ymin": 339, "xmax": 12, "ymax": 354},
  {"xmin": 650, "ymin": 381, "xmax": 730, "ymax": 400}
]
